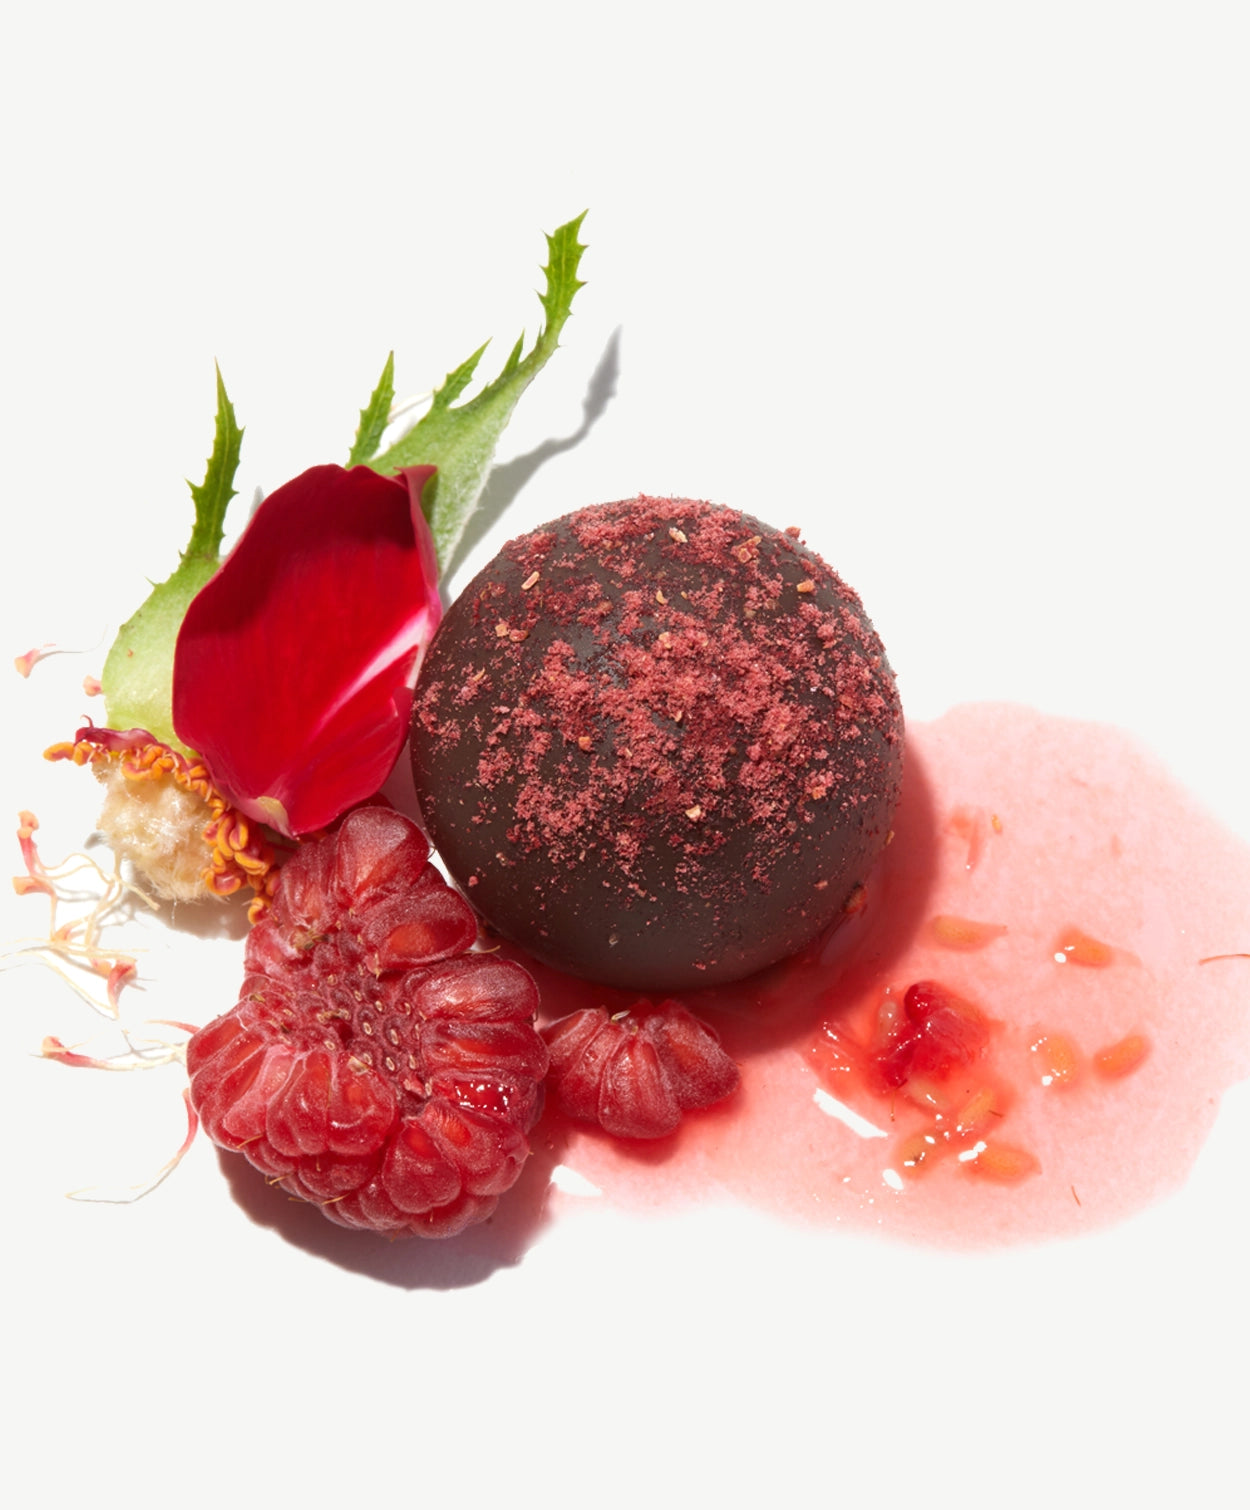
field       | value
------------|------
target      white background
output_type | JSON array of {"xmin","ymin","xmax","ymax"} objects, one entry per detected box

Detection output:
[{"xmin": 2, "ymin": 4, "xmax": 1247, "ymax": 1506}]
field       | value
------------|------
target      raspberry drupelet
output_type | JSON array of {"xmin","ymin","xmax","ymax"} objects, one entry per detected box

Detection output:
[{"xmin": 543, "ymin": 1000, "xmax": 740, "ymax": 1139}]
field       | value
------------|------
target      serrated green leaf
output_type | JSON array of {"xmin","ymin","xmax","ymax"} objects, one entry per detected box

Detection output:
[
  {"xmin": 185, "ymin": 363, "xmax": 243, "ymax": 561},
  {"xmin": 346, "ymin": 351, "xmax": 395, "ymax": 467},
  {"xmin": 103, "ymin": 368, "xmax": 243, "ymax": 751},
  {"xmin": 430, "ymin": 342, "xmax": 490, "ymax": 412},
  {"xmin": 369, "ymin": 211, "xmax": 588, "ymax": 572},
  {"xmin": 500, "ymin": 332, "xmax": 525, "ymax": 378}
]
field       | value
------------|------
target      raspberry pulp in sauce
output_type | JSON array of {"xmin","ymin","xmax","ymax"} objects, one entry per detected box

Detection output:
[{"xmin": 513, "ymin": 703, "xmax": 1250, "ymax": 1247}]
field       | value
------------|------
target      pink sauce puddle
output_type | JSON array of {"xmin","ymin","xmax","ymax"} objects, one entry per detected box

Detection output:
[{"xmin": 509, "ymin": 703, "xmax": 1250, "ymax": 1246}]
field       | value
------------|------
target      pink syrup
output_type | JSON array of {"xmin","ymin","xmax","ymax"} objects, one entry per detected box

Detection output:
[{"xmin": 509, "ymin": 703, "xmax": 1250, "ymax": 1246}]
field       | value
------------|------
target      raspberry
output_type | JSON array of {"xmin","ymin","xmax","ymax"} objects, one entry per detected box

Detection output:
[
  {"xmin": 871, "ymin": 979, "xmax": 991, "ymax": 1090},
  {"xmin": 543, "ymin": 1000, "xmax": 740, "ymax": 1139},
  {"xmin": 187, "ymin": 808, "xmax": 549, "ymax": 1237}
]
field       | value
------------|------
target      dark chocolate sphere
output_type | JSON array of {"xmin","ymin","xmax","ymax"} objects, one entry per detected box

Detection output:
[{"xmin": 411, "ymin": 496, "xmax": 903, "ymax": 990}]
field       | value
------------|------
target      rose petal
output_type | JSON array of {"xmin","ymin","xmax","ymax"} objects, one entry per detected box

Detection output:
[{"xmin": 173, "ymin": 463, "xmax": 440, "ymax": 836}]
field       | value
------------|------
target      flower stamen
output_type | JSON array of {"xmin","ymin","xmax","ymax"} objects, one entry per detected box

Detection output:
[
  {"xmin": 45, "ymin": 727, "xmax": 280, "ymax": 919},
  {"xmin": 66, "ymin": 1089, "xmax": 200, "ymax": 1205},
  {"xmin": 7, "ymin": 810, "xmax": 151, "ymax": 1018},
  {"xmin": 14, "ymin": 643, "xmax": 59, "ymax": 677}
]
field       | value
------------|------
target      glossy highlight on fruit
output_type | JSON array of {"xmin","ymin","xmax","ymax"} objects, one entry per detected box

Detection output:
[
  {"xmin": 411, "ymin": 495, "xmax": 904, "ymax": 990},
  {"xmin": 187, "ymin": 808, "xmax": 549, "ymax": 1237}
]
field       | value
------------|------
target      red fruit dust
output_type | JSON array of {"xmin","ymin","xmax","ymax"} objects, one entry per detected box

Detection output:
[
  {"xmin": 411, "ymin": 496, "xmax": 903, "ymax": 990},
  {"xmin": 187, "ymin": 808, "xmax": 549, "ymax": 1237},
  {"xmin": 523, "ymin": 705, "xmax": 1250, "ymax": 1248}
]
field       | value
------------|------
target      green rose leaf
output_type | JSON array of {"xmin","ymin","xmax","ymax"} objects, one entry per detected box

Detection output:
[
  {"xmin": 368, "ymin": 211, "xmax": 588, "ymax": 571},
  {"xmin": 346, "ymin": 351, "xmax": 396, "ymax": 469},
  {"xmin": 102, "ymin": 365, "xmax": 242, "ymax": 751}
]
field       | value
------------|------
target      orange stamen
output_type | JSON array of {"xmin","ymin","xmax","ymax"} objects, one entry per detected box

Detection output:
[
  {"xmin": 8, "ymin": 808, "xmax": 154, "ymax": 1017},
  {"xmin": 41, "ymin": 1036, "xmax": 109, "ymax": 1069},
  {"xmin": 45, "ymin": 731, "xmax": 280, "ymax": 914},
  {"xmin": 14, "ymin": 644, "xmax": 58, "ymax": 677},
  {"xmin": 13, "ymin": 811, "xmax": 55, "ymax": 896}
]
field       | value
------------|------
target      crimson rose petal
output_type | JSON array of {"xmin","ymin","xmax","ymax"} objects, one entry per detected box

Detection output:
[{"xmin": 173, "ymin": 463, "xmax": 440, "ymax": 837}]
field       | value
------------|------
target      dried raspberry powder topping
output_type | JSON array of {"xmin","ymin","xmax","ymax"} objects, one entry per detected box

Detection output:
[
  {"xmin": 412, "ymin": 496, "xmax": 904, "ymax": 990},
  {"xmin": 187, "ymin": 808, "xmax": 549, "ymax": 1237}
]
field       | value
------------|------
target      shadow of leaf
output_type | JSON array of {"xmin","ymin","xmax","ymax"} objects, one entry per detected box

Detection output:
[{"xmin": 442, "ymin": 326, "xmax": 621, "ymax": 588}]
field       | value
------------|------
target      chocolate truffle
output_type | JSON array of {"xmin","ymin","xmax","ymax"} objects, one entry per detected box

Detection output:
[{"xmin": 410, "ymin": 496, "xmax": 903, "ymax": 991}]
